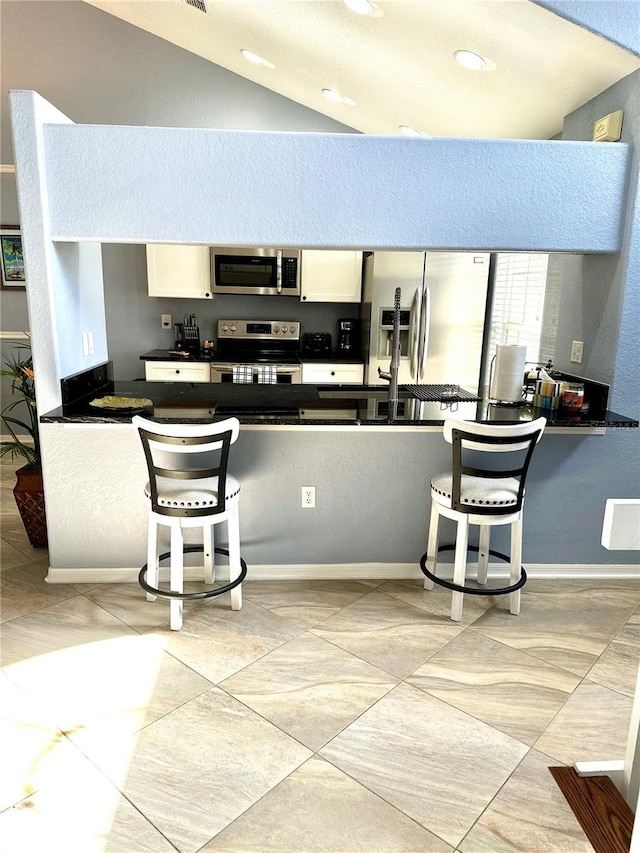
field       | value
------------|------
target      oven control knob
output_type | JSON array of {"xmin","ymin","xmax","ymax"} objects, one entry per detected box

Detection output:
[
  {"xmin": 230, "ymin": 325, "xmax": 236, "ymax": 332},
  {"xmin": 273, "ymin": 325, "xmax": 280, "ymax": 333},
  {"xmin": 222, "ymin": 324, "xmax": 228, "ymax": 332},
  {"xmin": 289, "ymin": 326, "xmax": 296, "ymax": 334}
]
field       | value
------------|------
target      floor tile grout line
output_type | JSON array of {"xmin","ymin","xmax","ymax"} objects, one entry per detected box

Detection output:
[
  {"xmin": 405, "ymin": 674, "xmax": 577, "ymax": 751},
  {"xmin": 57, "ymin": 728, "xmax": 184, "ymax": 853},
  {"xmin": 464, "ymin": 622, "xmax": 599, "ymax": 682},
  {"xmin": 2, "ymin": 487, "xmax": 638, "ymax": 853},
  {"xmin": 455, "ymin": 744, "xmax": 535, "ymax": 851},
  {"xmin": 189, "ymin": 756, "xmax": 316, "ymax": 851},
  {"xmin": 0, "ymin": 588, "xmax": 84, "ymax": 627},
  {"xmin": 466, "ymin": 622, "xmax": 619, "ymax": 683},
  {"xmin": 467, "ymin": 627, "xmax": 631, "ymax": 755},
  {"xmin": 211, "ymin": 642, "xmax": 401, "ymax": 754},
  {"xmin": 314, "ymin": 747, "xmax": 458, "ymax": 850},
  {"xmin": 583, "ymin": 672, "xmax": 639, "ymax": 702},
  {"xmin": 306, "ymin": 621, "xmax": 464, "ymax": 682}
]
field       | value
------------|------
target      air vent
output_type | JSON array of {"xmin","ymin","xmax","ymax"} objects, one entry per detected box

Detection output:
[{"xmin": 183, "ymin": 0, "xmax": 207, "ymax": 12}]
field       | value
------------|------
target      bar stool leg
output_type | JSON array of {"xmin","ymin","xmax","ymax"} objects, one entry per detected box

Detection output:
[
  {"xmin": 451, "ymin": 516, "xmax": 469, "ymax": 622},
  {"xmin": 510, "ymin": 516, "xmax": 523, "ymax": 615},
  {"xmin": 203, "ymin": 524, "xmax": 215, "ymax": 584},
  {"xmin": 146, "ymin": 517, "xmax": 159, "ymax": 602},
  {"xmin": 228, "ymin": 506, "xmax": 242, "ymax": 611},
  {"xmin": 477, "ymin": 525, "xmax": 490, "ymax": 585},
  {"xmin": 170, "ymin": 523, "xmax": 184, "ymax": 631},
  {"xmin": 423, "ymin": 502, "xmax": 440, "ymax": 591}
]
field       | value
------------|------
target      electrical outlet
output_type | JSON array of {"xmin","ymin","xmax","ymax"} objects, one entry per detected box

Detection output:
[
  {"xmin": 161, "ymin": 313, "xmax": 172, "ymax": 330},
  {"xmin": 301, "ymin": 486, "xmax": 316, "ymax": 508},
  {"xmin": 571, "ymin": 340, "xmax": 584, "ymax": 364}
]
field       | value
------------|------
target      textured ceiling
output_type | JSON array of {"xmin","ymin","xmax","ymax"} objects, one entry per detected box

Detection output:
[{"xmin": 84, "ymin": 0, "xmax": 639, "ymax": 139}]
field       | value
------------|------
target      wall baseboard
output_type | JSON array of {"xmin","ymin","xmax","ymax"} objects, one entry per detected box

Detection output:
[{"xmin": 46, "ymin": 561, "xmax": 640, "ymax": 585}]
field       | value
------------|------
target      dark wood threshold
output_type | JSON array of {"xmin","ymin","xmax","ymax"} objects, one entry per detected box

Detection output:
[{"xmin": 550, "ymin": 765, "xmax": 634, "ymax": 853}]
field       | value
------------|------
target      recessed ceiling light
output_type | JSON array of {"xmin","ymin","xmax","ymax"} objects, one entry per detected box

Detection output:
[
  {"xmin": 240, "ymin": 49, "xmax": 275, "ymax": 69},
  {"xmin": 342, "ymin": 0, "xmax": 383, "ymax": 16},
  {"xmin": 322, "ymin": 88, "xmax": 356, "ymax": 106},
  {"xmin": 454, "ymin": 49, "xmax": 488, "ymax": 71}
]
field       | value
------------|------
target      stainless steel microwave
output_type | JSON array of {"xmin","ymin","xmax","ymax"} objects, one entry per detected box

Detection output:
[{"xmin": 211, "ymin": 248, "xmax": 301, "ymax": 296}]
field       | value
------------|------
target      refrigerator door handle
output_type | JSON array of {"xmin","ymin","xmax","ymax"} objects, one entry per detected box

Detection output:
[
  {"xmin": 419, "ymin": 286, "xmax": 430, "ymax": 381},
  {"xmin": 410, "ymin": 287, "xmax": 421, "ymax": 379}
]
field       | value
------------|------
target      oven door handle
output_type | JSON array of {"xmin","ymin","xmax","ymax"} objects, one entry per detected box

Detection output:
[{"xmin": 276, "ymin": 250, "xmax": 283, "ymax": 294}]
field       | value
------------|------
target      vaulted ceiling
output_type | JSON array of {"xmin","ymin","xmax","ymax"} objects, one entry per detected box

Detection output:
[{"xmin": 84, "ymin": 0, "xmax": 639, "ymax": 139}]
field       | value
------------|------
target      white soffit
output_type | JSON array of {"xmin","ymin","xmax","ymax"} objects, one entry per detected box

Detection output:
[{"xmin": 82, "ymin": 0, "xmax": 640, "ymax": 139}]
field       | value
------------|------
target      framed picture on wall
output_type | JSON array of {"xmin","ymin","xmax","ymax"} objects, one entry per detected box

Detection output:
[{"xmin": 0, "ymin": 228, "xmax": 26, "ymax": 288}]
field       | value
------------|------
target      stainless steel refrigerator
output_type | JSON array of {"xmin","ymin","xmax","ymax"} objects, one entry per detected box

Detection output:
[{"xmin": 362, "ymin": 251, "xmax": 491, "ymax": 392}]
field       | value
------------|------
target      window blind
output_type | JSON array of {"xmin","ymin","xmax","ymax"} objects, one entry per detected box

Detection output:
[{"xmin": 483, "ymin": 253, "xmax": 550, "ymax": 393}]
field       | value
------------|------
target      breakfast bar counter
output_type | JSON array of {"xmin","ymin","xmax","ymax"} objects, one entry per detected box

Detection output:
[{"xmin": 41, "ymin": 375, "xmax": 637, "ymax": 431}]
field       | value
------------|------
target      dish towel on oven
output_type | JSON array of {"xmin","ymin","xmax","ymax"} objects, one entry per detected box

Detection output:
[
  {"xmin": 232, "ymin": 365, "xmax": 253, "ymax": 383},
  {"xmin": 257, "ymin": 365, "xmax": 278, "ymax": 384}
]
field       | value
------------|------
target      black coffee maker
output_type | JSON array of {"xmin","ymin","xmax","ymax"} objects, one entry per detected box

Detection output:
[{"xmin": 337, "ymin": 319, "xmax": 360, "ymax": 356}]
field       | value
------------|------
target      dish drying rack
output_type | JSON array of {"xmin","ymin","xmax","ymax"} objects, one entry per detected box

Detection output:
[{"xmin": 401, "ymin": 384, "xmax": 480, "ymax": 403}]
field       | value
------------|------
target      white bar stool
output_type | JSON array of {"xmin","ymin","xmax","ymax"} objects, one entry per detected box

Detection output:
[
  {"xmin": 132, "ymin": 416, "xmax": 246, "ymax": 631},
  {"xmin": 420, "ymin": 416, "xmax": 546, "ymax": 622}
]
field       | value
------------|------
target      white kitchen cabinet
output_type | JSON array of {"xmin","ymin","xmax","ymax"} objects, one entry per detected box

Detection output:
[
  {"xmin": 144, "ymin": 361, "xmax": 211, "ymax": 383},
  {"xmin": 301, "ymin": 362, "xmax": 364, "ymax": 385},
  {"xmin": 300, "ymin": 251, "xmax": 363, "ymax": 303},
  {"xmin": 146, "ymin": 244, "xmax": 213, "ymax": 299}
]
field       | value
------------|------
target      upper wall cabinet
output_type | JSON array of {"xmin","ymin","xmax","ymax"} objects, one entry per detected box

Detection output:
[
  {"xmin": 147, "ymin": 244, "xmax": 213, "ymax": 299},
  {"xmin": 300, "ymin": 251, "xmax": 363, "ymax": 303}
]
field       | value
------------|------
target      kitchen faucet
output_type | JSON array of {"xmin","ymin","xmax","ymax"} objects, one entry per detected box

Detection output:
[{"xmin": 378, "ymin": 287, "xmax": 402, "ymax": 420}]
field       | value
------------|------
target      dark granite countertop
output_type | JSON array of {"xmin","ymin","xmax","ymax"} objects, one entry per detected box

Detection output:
[
  {"xmin": 43, "ymin": 374, "xmax": 638, "ymax": 428},
  {"xmin": 140, "ymin": 349, "xmax": 364, "ymax": 365},
  {"xmin": 140, "ymin": 349, "xmax": 216, "ymax": 362}
]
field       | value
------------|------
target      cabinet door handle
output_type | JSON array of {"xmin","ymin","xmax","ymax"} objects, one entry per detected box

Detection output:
[
  {"xmin": 175, "ymin": 369, "xmax": 180, "ymax": 374},
  {"xmin": 331, "ymin": 371, "xmax": 336, "ymax": 376}
]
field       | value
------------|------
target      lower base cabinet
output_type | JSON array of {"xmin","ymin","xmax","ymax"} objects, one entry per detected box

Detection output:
[
  {"xmin": 144, "ymin": 362, "xmax": 211, "ymax": 383},
  {"xmin": 301, "ymin": 362, "xmax": 364, "ymax": 384}
]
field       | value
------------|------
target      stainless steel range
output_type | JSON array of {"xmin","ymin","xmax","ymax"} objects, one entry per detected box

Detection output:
[{"xmin": 210, "ymin": 320, "xmax": 302, "ymax": 384}]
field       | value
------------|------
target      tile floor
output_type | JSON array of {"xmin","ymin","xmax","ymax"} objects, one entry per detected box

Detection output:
[{"xmin": 1, "ymin": 458, "xmax": 639, "ymax": 852}]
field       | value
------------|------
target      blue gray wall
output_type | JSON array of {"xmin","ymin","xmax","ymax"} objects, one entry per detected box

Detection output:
[
  {"xmin": 534, "ymin": 1, "xmax": 640, "ymax": 55},
  {"xmin": 0, "ymin": 0, "xmax": 358, "ymax": 382},
  {"xmin": 0, "ymin": 1, "xmax": 357, "ymax": 311},
  {"xmin": 2, "ymin": 0, "xmax": 639, "ymax": 566}
]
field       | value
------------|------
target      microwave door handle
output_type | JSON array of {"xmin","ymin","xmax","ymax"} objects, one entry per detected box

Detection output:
[
  {"xmin": 419, "ymin": 286, "xmax": 430, "ymax": 381},
  {"xmin": 410, "ymin": 287, "xmax": 421, "ymax": 379},
  {"xmin": 276, "ymin": 250, "xmax": 283, "ymax": 294}
]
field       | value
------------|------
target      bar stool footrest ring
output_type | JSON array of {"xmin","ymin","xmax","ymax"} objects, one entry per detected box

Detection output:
[
  {"xmin": 139, "ymin": 545, "xmax": 247, "ymax": 600},
  {"xmin": 420, "ymin": 544, "xmax": 527, "ymax": 596}
]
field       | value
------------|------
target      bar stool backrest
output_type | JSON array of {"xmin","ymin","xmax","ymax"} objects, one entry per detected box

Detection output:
[
  {"xmin": 443, "ymin": 417, "xmax": 546, "ymax": 516},
  {"xmin": 132, "ymin": 416, "xmax": 240, "ymax": 519}
]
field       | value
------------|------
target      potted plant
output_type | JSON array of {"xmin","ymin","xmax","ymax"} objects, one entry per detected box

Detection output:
[{"xmin": 0, "ymin": 342, "xmax": 47, "ymax": 547}]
